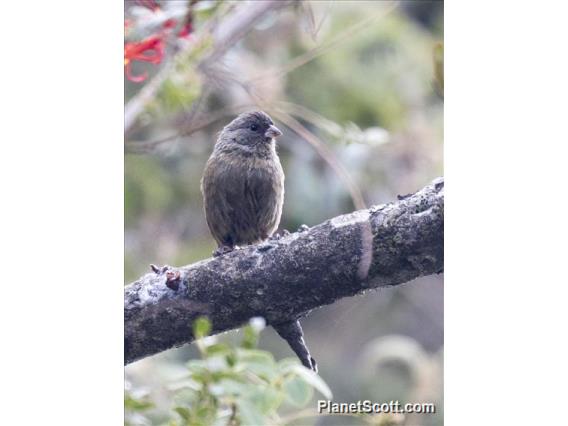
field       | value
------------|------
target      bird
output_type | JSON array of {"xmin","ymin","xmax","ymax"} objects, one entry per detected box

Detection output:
[
  {"xmin": 201, "ymin": 111, "xmax": 284, "ymax": 256},
  {"xmin": 200, "ymin": 111, "xmax": 318, "ymax": 371}
]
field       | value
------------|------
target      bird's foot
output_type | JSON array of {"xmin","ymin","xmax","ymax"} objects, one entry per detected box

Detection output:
[
  {"xmin": 269, "ymin": 229, "xmax": 290, "ymax": 240},
  {"xmin": 213, "ymin": 245, "xmax": 238, "ymax": 257}
]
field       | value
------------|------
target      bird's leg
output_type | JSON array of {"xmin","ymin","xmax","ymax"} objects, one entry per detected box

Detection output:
[
  {"xmin": 269, "ymin": 229, "xmax": 291, "ymax": 240},
  {"xmin": 213, "ymin": 245, "xmax": 234, "ymax": 257},
  {"xmin": 273, "ymin": 319, "xmax": 318, "ymax": 372}
]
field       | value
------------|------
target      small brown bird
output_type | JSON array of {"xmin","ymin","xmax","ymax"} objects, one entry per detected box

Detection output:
[{"xmin": 201, "ymin": 111, "xmax": 284, "ymax": 256}]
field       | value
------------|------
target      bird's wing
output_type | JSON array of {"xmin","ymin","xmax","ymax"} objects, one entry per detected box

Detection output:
[{"xmin": 243, "ymin": 159, "xmax": 284, "ymax": 239}]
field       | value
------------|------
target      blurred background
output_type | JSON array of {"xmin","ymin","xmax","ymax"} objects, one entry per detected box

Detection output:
[{"xmin": 125, "ymin": 0, "xmax": 443, "ymax": 424}]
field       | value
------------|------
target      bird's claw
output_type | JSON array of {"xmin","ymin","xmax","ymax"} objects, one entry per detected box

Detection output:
[
  {"xmin": 269, "ymin": 229, "xmax": 290, "ymax": 240},
  {"xmin": 213, "ymin": 245, "xmax": 238, "ymax": 257}
]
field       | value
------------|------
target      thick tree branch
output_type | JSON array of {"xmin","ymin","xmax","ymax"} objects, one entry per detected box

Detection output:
[{"xmin": 125, "ymin": 177, "xmax": 444, "ymax": 365}]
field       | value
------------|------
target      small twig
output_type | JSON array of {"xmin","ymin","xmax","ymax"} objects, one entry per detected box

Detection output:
[
  {"xmin": 125, "ymin": 100, "xmax": 344, "ymax": 153},
  {"xmin": 274, "ymin": 101, "xmax": 343, "ymax": 134},
  {"xmin": 227, "ymin": 403, "xmax": 237, "ymax": 426},
  {"xmin": 124, "ymin": 103, "xmax": 259, "ymax": 153},
  {"xmin": 301, "ymin": 0, "xmax": 332, "ymax": 42},
  {"xmin": 168, "ymin": 84, "xmax": 212, "ymax": 146}
]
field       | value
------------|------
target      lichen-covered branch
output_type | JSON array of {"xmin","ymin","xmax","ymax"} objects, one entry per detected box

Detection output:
[{"xmin": 125, "ymin": 177, "xmax": 444, "ymax": 365}]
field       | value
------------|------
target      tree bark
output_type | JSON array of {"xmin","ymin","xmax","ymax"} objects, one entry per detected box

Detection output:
[{"xmin": 125, "ymin": 177, "xmax": 444, "ymax": 365}]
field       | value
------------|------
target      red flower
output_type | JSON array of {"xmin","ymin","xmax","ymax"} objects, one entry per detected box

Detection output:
[
  {"xmin": 124, "ymin": 35, "xmax": 165, "ymax": 83},
  {"xmin": 163, "ymin": 18, "xmax": 176, "ymax": 30},
  {"xmin": 178, "ymin": 21, "xmax": 193, "ymax": 38},
  {"xmin": 125, "ymin": 0, "xmax": 197, "ymax": 82},
  {"xmin": 179, "ymin": 2, "xmax": 196, "ymax": 39}
]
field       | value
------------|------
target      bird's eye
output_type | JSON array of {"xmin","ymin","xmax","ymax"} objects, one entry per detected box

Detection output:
[{"xmin": 250, "ymin": 124, "xmax": 259, "ymax": 131}]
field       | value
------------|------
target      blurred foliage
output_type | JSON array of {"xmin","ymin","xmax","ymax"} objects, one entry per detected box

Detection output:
[
  {"xmin": 286, "ymin": 5, "xmax": 436, "ymax": 130},
  {"xmin": 125, "ymin": 1, "xmax": 443, "ymax": 425},
  {"xmin": 126, "ymin": 318, "xmax": 335, "ymax": 426},
  {"xmin": 125, "ymin": 388, "xmax": 155, "ymax": 426}
]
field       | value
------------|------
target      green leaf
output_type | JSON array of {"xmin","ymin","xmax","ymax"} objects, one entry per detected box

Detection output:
[
  {"xmin": 157, "ymin": 76, "xmax": 201, "ymax": 113},
  {"xmin": 283, "ymin": 365, "xmax": 333, "ymax": 400},
  {"xmin": 188, "ymin": 371, "xmax": 209, "ymax": 385},
  {"xmin": 237, "ymin": 349, "xmax": 278, "ymax": 381},
  {"xmin": 193, "ymin": 317, "xmax": 211, "ymax": 339},
  {"xmin": 209, "ymin": 370, "xmax": 242, "ymax": 384},
  {"xmin": 186, "ymin": 359, "xmax": 208, "ymax": 379},
  {"xmin": 241, "ymin": 325, "xmax": 259, "ymax": 349},
  {"xmin": 204, "ymin": 354, "xmax": 228, "ymax": 373},
  {"xmin": 246, "ymin": 365, "xmax": 278, "ymax": 382},
  {"xmin": 277, "ymin": 358, "xmax": 300, "ymax": 371},
  {"xmin": 205, "ymin": 343, "xmax": 230, "ymax": 356},
  {"xmin": 183, "ymin": 404, "xmax": 215, "ymax": 426},
  {"xmin": 237, "ymin": 349, "xmax": 275, "ymax": 365},
  {"xmin": 173, "ymin": 387, "xmax": 198, "ymax": 406},
  {"xmin": 214, "ymin": 378, "xmax": 250, "ymax": 396},
  {"xmin": 246, "ymin": 387, "xmax": 284, "ymax": 414},
  {"xmin": 124, "ymin": 394, "xmax": 154, "ymax": 411},
  {"xmin": 226, "ymin": 352, "xmax": 237, "ymax": 367},
  {"xmin": 174, "ymin": 406, "xmax": 191, "ymax": 421},
  {"xmin": 283, "ymin": 376, "xmax": 313, "ymax": 407},
  {"xmin": 237, "ymin": 399, "xmax": 267, "ymax": 426}
]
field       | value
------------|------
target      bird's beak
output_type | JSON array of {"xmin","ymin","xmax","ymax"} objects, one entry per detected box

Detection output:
[{"xmin": 265, "ymin": 125, "xmax": 282, "ymax": 139}]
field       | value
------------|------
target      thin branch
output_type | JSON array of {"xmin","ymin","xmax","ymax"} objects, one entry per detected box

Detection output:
[
  {"xmin": 274, "ymin": 101, "xmax": 344, "ymax": 135},
  {"xmin": 268, "ymin": 109, "xmax": 367, "ymax": 210},
  {"xmin": 124, "ymin": 103, "xmax": 258, "ymax": 153},
  {"xmin": 125, "ymin": 177, "xmax": 443, "ymax": 365},
  {"xmin": 248, "ymin": 1, "xmax": 398, "ymax": 83},
  {"xmin": 126, "ymin": 99, "xmax": 367, "ymax": 213}
]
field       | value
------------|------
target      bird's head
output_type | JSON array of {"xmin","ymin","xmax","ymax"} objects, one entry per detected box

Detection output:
[{"xmin": 216, "ymin": 111, "xmax": 282, "ymax": 153}]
